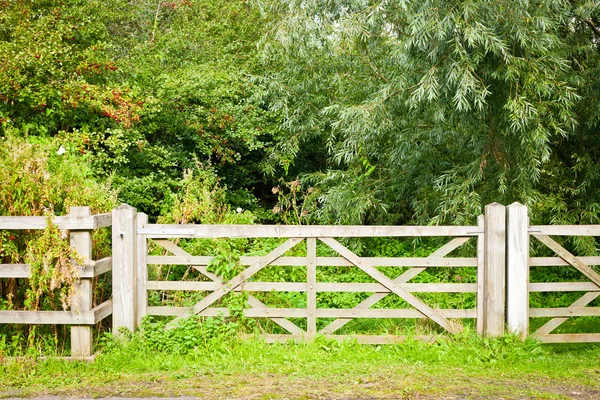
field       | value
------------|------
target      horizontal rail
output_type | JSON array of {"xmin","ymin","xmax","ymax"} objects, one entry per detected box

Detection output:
[
  {"xmin": 0, "ymin": 213, "xmax": 112, "ymax": 230},
  {"xmin": 147, "ymin": 281, "xmax": 477, "ymax": 293},
  {"xmin": 533, "ymin": 333, "xmax": 600, "ymax": 343},
  {"xmin": 0, "ymin": 300, "xmax": 112, "ymax": 325},
  {"xmin": 0, "ymin": 258, "xmax": 111, "ymax": 279},
  {"xmin": 529, "ymin": 282, "xmax": 600, "ymax": 292},
  {"xmin": 146, "ymin": 255, "xmax": 478, "ymax": 267},
  {"xmin": 530, "ymin": 225, "xmax": 600, "ymax": 236},
  {"xmin": 530, "ymin": 257, "xmax": 600, "ymax": 266},
  {"xmin": 139, "ymin": 224, "xmax": 478, "ymax": 238},
  {"xmin": 147, "ymin": 306, "xmax": 476, "ymax": 319},
  {"xmin": 529, "ymin": 307, "xmax": 600, "ymax": 318},
  {"xmin": 241, "ymin": 334, "xmax": 437, "ymax": 344}
]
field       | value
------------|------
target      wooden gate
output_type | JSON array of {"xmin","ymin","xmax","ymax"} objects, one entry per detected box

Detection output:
[{"xmin": 111, "ymin": 203, "xmax": 509, "ymax": 343}]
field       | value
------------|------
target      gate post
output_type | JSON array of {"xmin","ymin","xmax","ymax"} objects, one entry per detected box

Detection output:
[
  {"xmin": 112, "ymin": 204, "xmax": 138, "ymax": 334},
  {"xmin": 483, "ymin": 203, "xmax": 506, "ymax": 337},
  {"xmin": 506, "ymin": 202, "xmax": 529, "ymax": 339},
  {"xmin": 136, "ymin": 213, "xmax": 148, "ymax": 327}
]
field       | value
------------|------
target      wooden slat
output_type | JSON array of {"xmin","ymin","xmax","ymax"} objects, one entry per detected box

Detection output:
[
  {"xmin": 0, "ymin": 215, "xmax": 97, "ymax": 230},
  {"xmin": 533, "ymin": 234, "xmax": 600, "ymax": 288},
  {"xmin": 532, "ymin": 225, "xmax": 600, "ymax": 236},
  {"xmin": 87, "ymin": 257, "xmax": 112, "ymax": 278},
  {"xmin": 146, "ymin": 281, "xmax": 476, "ymax": 293},
  {"xmin": 140, "ymin": 224, "xmax": 478, "ymax": 238},
  {"xmin": 0, "ymin": 264, "xmax": 31, "ymax": 278},
  {"xmin": 93, "ymin": 213, "xmax": 112, "ymax": 229},
  {"xmin": 319, "ymin": 237, "xmax": 471, "ymax": 335},
  {"xmin": 476, "ymin": 215, "xmax": 484, "ymax": 335},
  {"xmin": 530, "ymin": 257, "xmax": 600, "ymax": 266},
  {"xmin": 166, "ymin": 238, "xmax": 303, "ymax": 328},
  {"xmin": 93, "ymin": 300, "xmax": 113, "ymax": 323},
  {"xmin": 306, "ymin": 238, "xmax": 317, "ymax": 339},
  {"xmin": 506, "ymin": 202, "xmax": 529, "ymax": 339},
  {"xmin": 0, "ymin": 310, "xmax": 94, "ymax": 325},
  {"xmin": 146, "ymin": 255, "xmax": 477, "ymax": 267},
  {"xmin": 241, "ymin": 334, "xmax": 437, "ymax": 344},
  {"xmin": 534, "ymin": 292, "xmax": 600, "ymax": 335},
  {"xmin": 147, "ymin": 307, "xmax": 474, "ymax": 319},
  {"xmin": 530, "ymin": 307, "xmax": 600, "ymax": 318},
  {"xmin": 534, "ymin": 333, "xmax": 600, "ymax": 343},
  {"xmin": 136, "ymin": 213, "xmax": 148, "ymax": 327},
  {"xmin": 529, "ymin": 282, "xmax": 600, "ymax": 292},
  {"xmin": 319, "ymin": 237, "xmax": 461, "ymax": 334},
  {"xmin": 0, "ymin": 261, "xmax": 108, "ymax": 279}
]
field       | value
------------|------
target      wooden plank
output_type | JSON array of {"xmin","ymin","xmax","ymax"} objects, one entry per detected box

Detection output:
[
  {"xmin": 140, "ymin": 224, "xmax": 478, "ymax": 238},
  {"xmin": 534, "ymin": 333, "xmax": 600, "ymax": 343},
  {"xmin": 319, "ymin": 237, "xmax": 461, "ymax": 334},
  {"xmin": 476, "ymin": 215, "xmax": 485, "ymax": 335},
  {"xmin": 530, "ymin": 257, "xmax": 600, "ymax": 266},
  {"xmin": 533, "ymin": 234, "xmax": 600, "ymax": 288},
  {"xmin": 146, "ymin": 307, "xmax": 474, "ymax": 319},
  {"xmin": 92, "ymin": 213, "xmax": 112, "ymax": 229},
  {"xmin": 534, "ymin": 292, "xmax": 600, "ymax": 335},
  {"xmin": 319, "ymin": 236, "xmax": 471, "ymax": 335},
  {"xmin": 483, "ymin": 203, "xmax": 506, "ymax": 337},
  {"xmin": 146, "ymin": 281, "xmax": 477, "ymax": 293},
  {"xmin": 0, "ymin": 310, "xmax": 95, "ymax": 325},
  {"xmin": 87, "ymin": 257, "xmax": 112, "ymax": 278},
  {"xmin": 241, "ymin": 334, "xmax": 438, "ymax": 344},
  {"xmin": 306, "ymin": 238, "xmax": 317, "ymax": 339},
  {"xmin": 0, "ymin": 261, "xmax": 106, "ymax": 279},
  {"xmin": 93, "ymin": 299, "xmax": 113, "ymax": 323},
  {"xmin": 530, "ymin": 307, "xmax": 600, "ymax": 318},
  {"xmin": 111, "ymin": 204, "xmax": 138, "ymax": 334},
  {"xmin": 146, "ymin": 255, "xmax": 478, "ymax": 267},
  {"xmin": 506, "ymin": 202, "xmax": 529, "ymax": 339},
  {"xmin": 0, "ymin": 264, "xmax": 31, "ymax": 278},
  {"xmin": 532, "ymin": 225, "xmax": 600, "ymax": 236},
  {"xmin": 166, "ymin": 238, "xmax": 303, "ymax": 328},
  {"xmin": 136, "ymin": 213, "xmax": 148, "ymax": 327},
  {"xmin": 151, "ymin": 240, "xmax": 303, "ymax": 335},
  {"xmin": 0, "ymin": 215, "xmax": 97, "ymax": 230},
  {"xmin": 69, "ymin": 206, "xmax": 93, "ymax": 358},
  {"xmin": 529, "ymin": 282, "xmax": 600, "ymax": 292}
]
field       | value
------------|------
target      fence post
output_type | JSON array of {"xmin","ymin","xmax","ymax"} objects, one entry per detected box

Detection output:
[
  {"xmin": 70, "ymin": 206, "xmax": 93, "ymax": 358},
  {"xmin": 112, "ymin": 204, "xmax": 137, "ymax": 334},
  {"xmin": 483, "ymin": 202, "xmax": 506, "ymax": 337},
  {"xmin": 136, "ymin": 213, "xmax": 148, "ymax": 328},
  {"xmin": 476, "ymin": 215, "xmax": 485, "ymax": 335},
  {"xmin": 506, "ymin": 202, "xmax": 529, "ymax": 339}
]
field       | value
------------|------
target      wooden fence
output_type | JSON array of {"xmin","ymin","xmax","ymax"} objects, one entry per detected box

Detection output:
[
  {"xmin": 0, "ymin": 207, "xmax": 113, "ymax": 357},
  {"xmin": 2, "ymin": 201, "xmax": 600, "ymax": 352}
]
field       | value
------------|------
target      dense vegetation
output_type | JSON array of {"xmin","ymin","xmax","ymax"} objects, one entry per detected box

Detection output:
[{"xmin": 1, "ymin": 0, "xmax": 600, "ymax": 356}]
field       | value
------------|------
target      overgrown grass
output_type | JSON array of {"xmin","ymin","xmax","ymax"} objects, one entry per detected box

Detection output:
[{"xmin": 2, "ymin": 327, "xmax": 600, "ymax": 399}]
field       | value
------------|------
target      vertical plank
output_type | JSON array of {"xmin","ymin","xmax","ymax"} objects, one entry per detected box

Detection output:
[
  {"xmin": 112, "ymin": 204, "xmax": 137, "ymax": 334},
  {"xmin": 476, "ymin": 214, "xmax": 485, "ymax": 335},
  {"xmin": 136, "ymin": 213, "xmax": 148, "ymax": 328},
  {"xmin": 70, "ymin": 207, "xmax": 93, "ymax": 358},
  {"xmin": 483, "ymin": 203, "xmax": 506, "ymax": 337},
  {"xmin": 506, "ymin": 202, "xmax": 529, "ymax": 339},
  {"xmin": 306, "ymin": 238, "xmax": 317, "ymax": 339}
]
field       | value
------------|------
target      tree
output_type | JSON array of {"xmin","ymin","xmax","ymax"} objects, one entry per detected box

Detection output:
[{"xmin": 259, "ymin": 0, "xmax": 600, "ymax": 225}]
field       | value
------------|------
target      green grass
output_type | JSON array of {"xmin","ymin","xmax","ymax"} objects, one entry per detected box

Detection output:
[{"xmin": 2, "ymin": 332, "xmax": 600, "ymax": 399}]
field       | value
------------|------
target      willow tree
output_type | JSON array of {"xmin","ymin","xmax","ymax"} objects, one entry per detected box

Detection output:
[{"xmin": 259, "ymin": 0, "xmax": 600, "ymax": 225}]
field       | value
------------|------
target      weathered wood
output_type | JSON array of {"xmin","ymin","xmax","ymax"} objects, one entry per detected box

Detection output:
[
  {"xmin": 241, "ymin": 334, "xmax": 437, "ymax": 344},
  {"xmin": 534, "ymin": 333, "xmax": 600, "ymax": 343},
  {"xmin": 136, "ymin": 213, "xmax": 148, "ymax": 328},
  {"xmin": 151, "ymin": 239, "xmax": 303, "ymax": 335},
  {"xmin": 531, "ymin": 225, "xmax": 600, "ymax": 236},
  {"xmin": 166, "ymin": 238, "xmax": 303, "ymax": 328},
  {"xmin": 319, "ymin": 237, "xmax": 461, "ymax": 334},
  {"xmin": 0, "ymin": 260, "xmax": 107, "ymax": 279},
  {"xmin": 147, "ymin": 306, "xmax": 475, "ymax": 319},
  {"xmin": 530, "ymin": 257, "xmax": 600, "ymax": 266},
  {"xmin": 87, "ymin": 257, "xmax": 112, "ymax": 278},
  {"xmin": 319, "ymin": 236, "xmax": 471, "ymax": 335},
  {"xmin": 0, "ymin": 215, "xmax": 97, "ymax": 230},
  {"xmin": 147, "ymin": 280, "xmax": 476, "ymax": 293},
  {"xmin": 506, "ymin": 202, "xmax": 529, "ymax": 339},
  {"xmin": 533, "ymin": 234, "xmax": 600, "ymax": 288},
  {"xmin": 69, "ymin": 207, "xmax": 93, "ymax": 358},
  {"xmin": 483, "ymin": 203, "xmax": 506, "ymax": 337},
  {"xmin": 146, "ymin": 255, "xmax": 477, "ymax": 267},
  {"xmin": 93, "ymin": 299, "xmax": 113, "ymax": 323},
  {"xmin": 112, "ymin": 204, "xmax": 138, "ymax": 334},
  {"xmin": 140, "ymin": 224, "xmax": 478, "ymax": 238},
  {"xmin": 529, "ymin": 282, "xmax": 600, "ymax": 292},
  {"xmin": 529, "ymin": 307, "xmax": 600, "ymax": 318},
  {"xmin": 92, "ymin": 213, "xmax": 112, "ymax": 229},
  {"xmin": 476, "ymin": 215, "xmax": 485, "ymax": 335},
  {"xmin": 0, "ymin": 310, "xmax": 94, "ymax": 324},
  {"xmin": 534, "ymin": 292, "xmax": 600, "ymax": 335},
  {"xmin": 0, "ymin": 264, "xmax": 31, "ymax": 278},
  {"xmin": 306, "ymin": 238, "xmax": 317, "ymax": 339}
]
